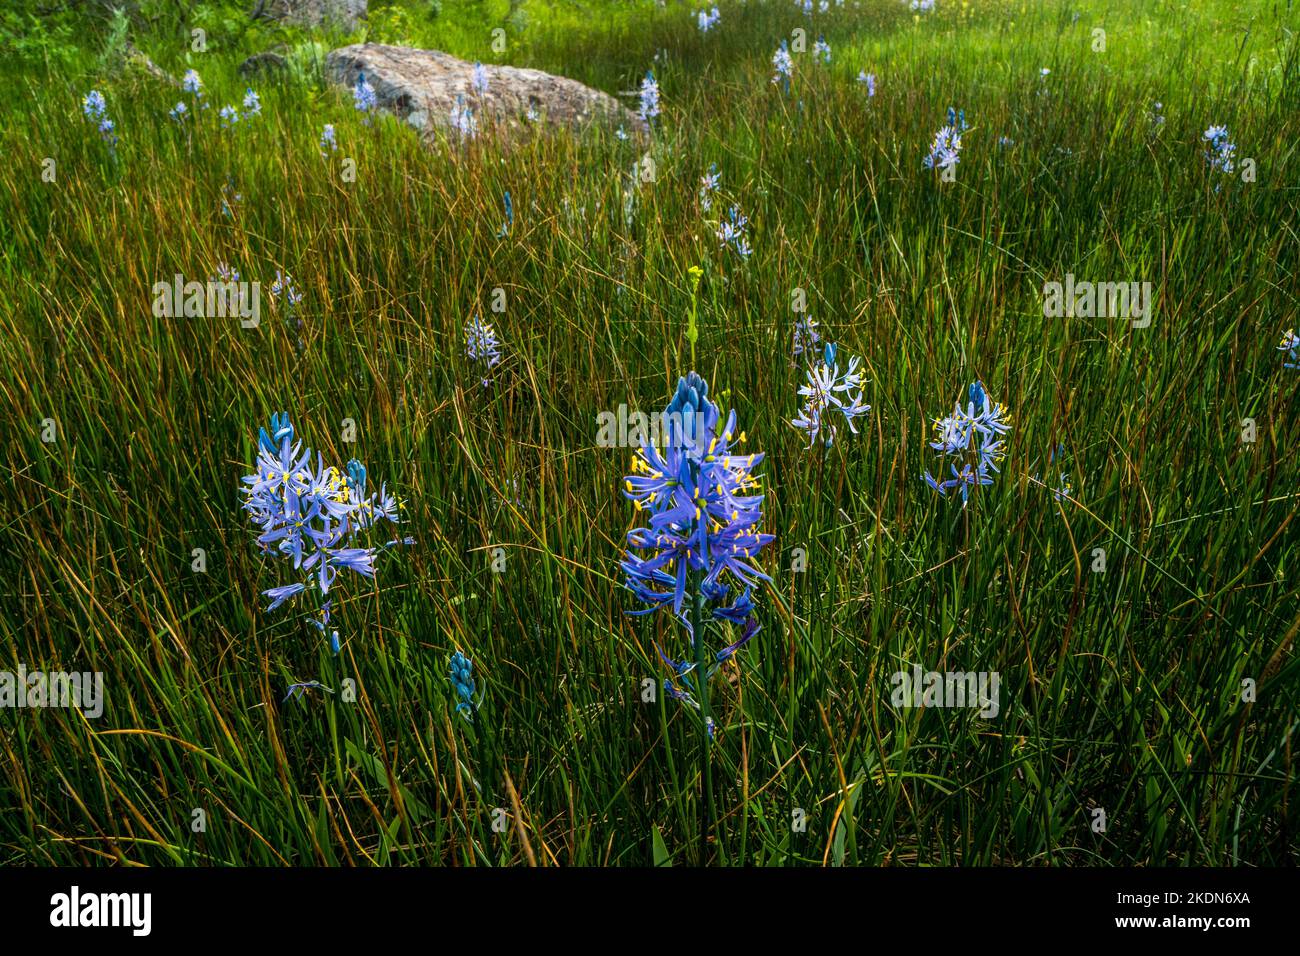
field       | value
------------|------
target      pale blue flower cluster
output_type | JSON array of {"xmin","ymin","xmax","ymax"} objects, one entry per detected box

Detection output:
[
  {"xmin": 1203, "ymin": 125, "xmax": 1235, "ymax": 174},
  {"xmin": 472, "ymin": 62, "xmax": 490, "ymax": 97},
  {"xmin": 923, "ymin": 107, "xmax": 968, "ymax": 171},
  {"xmin": 791, "ymin": 344, "xmax": 871, "ymax": 447},
  {"xmin": 639, "ymin": 70, "xmax": 661, "ymax": 124},
  {"xmin": 465, "ymin": 314, "xmax": 502, "ymax": 386},
  {"xmin": 320, "ymin": 123, "xmax": 338, "ymax": 153},
  {"xmin": 699, "ymin": 163, "xmax": 721, "ymax": 212},
  {"xmin": 791, "ymin": 316, "xmax": 821, "ymax": 361},
  {"xmin": 271, "ymin": 270, "xmax": 303, "ymax": 310},
  {"xmin": 716, "ymin": 205, "xmax": 753, "ymax": 259},
  {"xmin": 353, "ymin": 72, "xmax": 377, "ymax": 113},
  {"xmin": 451, "ymin": 96, "xmax": 478, "ymax": 140},
  {"xmin": 176, "ymin": 69, "xmax": 205, "ymax": 121},
  {"xmin": 241, "ymin": 414, "xmax": 411, "ymax": 635},
  {"xmin": 923, "ymin": 382, "xmax": 1012, "ymax": 505},
  {"xmin": 82, "ymin": 89, "xmax": 118, "ymax": 146},
  {"xmin": 772, "ymin": 41, "xmax": 793, "ymax": 93},
  {"xmin": 814, "ymin": 37, "xmax": 831, "ymax": 65},
  {"xmin": 697, "ymin": 6, "xmax": 721, "ymax": 31},
  {"xmin": 857, "ymin": 71, "xmax": 877, "ymax": 97}
]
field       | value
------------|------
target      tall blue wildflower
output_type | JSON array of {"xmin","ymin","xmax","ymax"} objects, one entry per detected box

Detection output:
[
  {"xmin": 353, "ymin": 72, "xmax": 377, "ymax": 114},
  {"xmin": 699, "ymin": 164, "xmax": 721, "ymax": 212},
  {"xmin": 697, "ymin": 6, "xmax": 721, "ymax": 32},
  {"xmin": 857, "ymin": 71, "xmax": 877, "ymax": 98},
  {"xmin": 449, "ymin": 650, "xmax": 477, "ymax": 718},
  {"xmin": 471, "ymin": 62, "xmax": 490, "ymax": 97},
  {"xmin": 791, "ymin": 316, "xmax": 821, "ymax": 363},
  {"xmin": 716, "ymin": 205, "xmax": 753, "ymax": 259},
  {"xmin": 465, "ymin": 314, "xmax": 502, "ymax": 386},
  {"xmin": 772, "ymin": 41, "xmax": 793, "ymax": 93},
  {"xmin": 923, "ymin": 381, "xmax": 1012, "ymax": 505},
  {"xmin": 639, "ymin": 70, "xmax": 661, "ymax": 125},
  {"xmin": 1202, "ymin": 125, "xmax": 1236, "ymax": 175},
  {"xmin": 923, "ymin": 107, "xmax": 968, "ymax": 171},
  {"xmin": 82, "ymin": 89, "xmax": 118, "ymax": 147},
  {"xmin": 814, "ymin": 37, "xmax": 831, "ymax": 66},
  {"xmin": 791, "ymin": 343, "xmax": 871, "ymax": 447},
  {"xmin": 271, "ymin": 269, "xmax": 303, "ymax": 311},
  {"xmin": 450, "ymin": 96, "xmax": 478, "ymax": 140},
  {"xmin": 621, "ymin": 372, "xmax": 773, "ymax": 734},
  {"xmin": 241, "ymin": 414, "xmax": 412, "ymax": 657}
]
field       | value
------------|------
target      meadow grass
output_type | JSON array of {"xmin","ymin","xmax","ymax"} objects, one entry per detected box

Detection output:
[{"xmin": 0, "ymin": 0, "xmax": 1297, "ymax": 866}]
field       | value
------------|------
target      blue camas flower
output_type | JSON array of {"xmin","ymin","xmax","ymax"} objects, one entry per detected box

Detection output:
[
  {"xmin": 772, "ymin": 41, "xmax": 793, "ymax": 93},
  {"xmin": 716, "ymin": 205, "xmax": 753, "ymax": 259},
  {"xmin": 241, "ymin": 413, "xmax": 412, "ymax": 650},
  {"xmin": 82, "ymin": 89, "xmax": 118, "ymax": 146},
  {"xmin": 791, "ymin": 343, "xmax": 871, "ymax": 448},
  {"xmin": 465, "ymin": 314, "xmax": 502, "ymax": 386},
  {"xmin": 271, "ymin": 270, "xmax": 304, "ymax": 311},
  {"xmin": 699, "ymin": 164, "xmax": 720, "ymax": 212},
  {"xmin": 791, "ymin": 316, "xmax": 821, "ymax": 362},
  {"xmin": 449, "ymin": 650, "xmax": 476, "ymax": 718},
  {"xmin": 1203, "ymin": 125, "xmax": 1236, "ymax": 175},
  {"xmin": 450, "ymin": 96, "xmax": 478, "ymax": 140},
  {"xmin": 621, "ymin": 373, "xmax": 773, "ymax": 719},
  {"xmin": 353, "ymin": 72, "xmax": 377, "ymax": 113},
  {"xmin": 924, "ymin": 107, "xmax": 968, "ymax": 171},
  {"xmin": 923, "ymin": 381, "xmax": 1012, "ymax": 505},
  {"xmin": 639, "ymin": 70, "xmax": 661, "ymax": 124}
]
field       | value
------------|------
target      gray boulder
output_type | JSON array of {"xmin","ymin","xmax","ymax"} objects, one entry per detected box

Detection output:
[
  {"xmin": 253, "ymin": 0, "xmax": 366, "ymax": 30},
  {"xmin": 325, "ymin": 43, "xmax": 647, "ymax": 144}
]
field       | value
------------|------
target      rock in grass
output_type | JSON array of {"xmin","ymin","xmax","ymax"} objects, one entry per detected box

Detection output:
[
  {"xmin": 253, "ymin": 0, "xmax": 367, "ymax": 30},
  {"xmin": 239, "ymin": 50, "xmax": 290, "ymax": 78},
  {"xmin": 325, "ymin": 43, "xmax": 647, "ymax": 145}
]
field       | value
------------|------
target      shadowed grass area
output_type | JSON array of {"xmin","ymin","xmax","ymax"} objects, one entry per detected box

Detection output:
[{"xmin": 0, "ymin": 0, "xmax": 1297, "ymax": 866}]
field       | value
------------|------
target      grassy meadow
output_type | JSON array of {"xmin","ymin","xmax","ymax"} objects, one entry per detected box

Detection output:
[{"xmin": 0, "ymin": 0, "xmax": 1298, "ymax": 866}]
